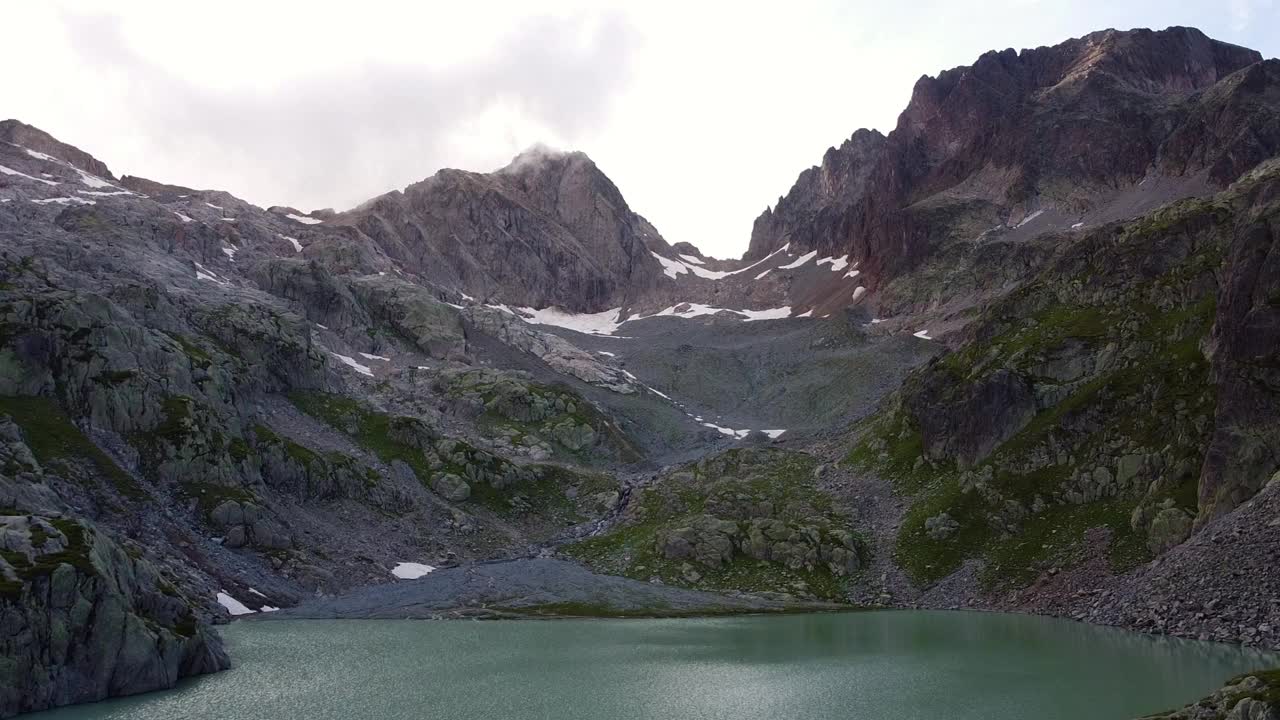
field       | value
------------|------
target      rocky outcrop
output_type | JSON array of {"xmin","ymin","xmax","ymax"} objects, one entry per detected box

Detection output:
[
  {"xmin": 656, "ymin": 514, "xmax": 862, "ymax": 577},
  {"xmin": 432, "ymin": 367, "xmax": 636, "ymax": 462},
  {"xmin": 568, "ymin": 449, "xmax": 866, "ymax": 600},
  {"xmin": 1137, "ymin": 670, "xmax": 1279, "ymax": 719},
  {"xmin": 346, "ymin": 275, "xmax": 466, "ymax": 360},
  {"xmin": 0, "ymin": 512, "xmax": 228, "ymax": 718},
  {"xmin": 462, "ymin": 306, "xmax": 637, "ymax": 393}
]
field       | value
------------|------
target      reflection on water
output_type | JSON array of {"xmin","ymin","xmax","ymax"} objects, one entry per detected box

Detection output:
[{"xmin": 30, "ymin": 611, "xmax": 1280, "ymax": 720}]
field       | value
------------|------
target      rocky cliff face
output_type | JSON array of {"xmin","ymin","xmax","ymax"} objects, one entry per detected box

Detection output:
[
  {"xmin": 746, "ymin": 27, "xmax": 1278, "ymax": 298},
  {"xmin": 841, "ymin": 160, "xmax": 1280, "ymax": 645},
  {"xmin": 746, "ymin": 129, "xmax": 886, "ymax": 261},
  {"xmin": 0, "ymin": 424, "xmax": 228, "ymax": 718}
]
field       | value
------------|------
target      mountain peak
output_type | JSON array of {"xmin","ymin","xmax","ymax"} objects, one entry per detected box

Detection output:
[{"xmin": 498, "ymin": 144, "xmax": 593, "ymax": 175}]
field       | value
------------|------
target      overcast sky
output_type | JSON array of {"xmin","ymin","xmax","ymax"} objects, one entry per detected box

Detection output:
[{"xmin": 5, "ymin": 1, "xmax": 1278, "ymax": 258}]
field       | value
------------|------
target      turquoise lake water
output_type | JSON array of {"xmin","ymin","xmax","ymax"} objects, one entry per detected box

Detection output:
[{"xmin": 31, "ymin": 611, "xmax": 1280, "ymax": 720}]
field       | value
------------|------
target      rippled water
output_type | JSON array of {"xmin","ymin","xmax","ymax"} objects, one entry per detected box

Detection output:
[{"xmin": 33, "ymin": 611, "xmax": 1280, "ymax": 720}]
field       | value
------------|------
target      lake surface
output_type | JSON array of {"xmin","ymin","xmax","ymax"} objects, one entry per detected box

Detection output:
[{"xmin": 34, "ymin": 611, "xmax": 1280, "ymax": 720}]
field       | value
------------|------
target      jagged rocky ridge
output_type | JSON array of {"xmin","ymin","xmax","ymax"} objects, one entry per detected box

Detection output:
[
  {"xmin": 749, "ymin": 27, "xmax": 1280, "ymax": 310},
  {"xmin": 0, "ymin": 23, "xmax": 1278, "ymax": 720}
]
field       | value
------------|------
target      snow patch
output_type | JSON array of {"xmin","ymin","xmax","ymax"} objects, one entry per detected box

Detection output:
[
  {"xmin": 205, "ymin": 202, "xmax": 223, "ymax": 210},
  {"xmin": 1071, "ymin": 222, "xmax": 1084, "ymax": 229},
  {"xmin": 216, "ymin": 592, "xmax": 255, "ymax": 616},
  {"xmin": 391, "ymin": 562, "xmax": 436, "ymax": 579},
  {"xmin": 1015, "ymin": 209, "xmax": 1044, "ymax": 228},
  {"xmin": 816, "ymin": 255, "xmax": 849, "ymax": 271},
  {"xmin": 279, "ymin": 234, "xmax": 303, "ymax": 252},
  {"xmin": 738, "ymin": 307, "xmax": 792, "ymax": 322},
  {"xmin": 755, "ymin": 269, "xmax": 772, "ymax": 280},
  {"xmin": 653, "ymin": 244, "xmax": 794, "ymax": 281},
  {"xmin": 287, "ymin": 213, "xmax": 323, "ymax": 225},
  {"xmin": 651, "ymin": 251, "xmax": 689, "ymax": 279},
  {"xmin": 645, "ymin": 385, "xmax": 672, "ymax": 400},
  {"xmin": 0, "ymin": 164, "xmax": 59, "ymax": 186},
  {"xmin": 194, "ymin": 262, "xmax": 227, "ymax": 285},
  {"xmin": 221, "ymin": 246, "xmax": 237, "ymax": 261},
  {"xmin": 793, "ymin": 309, "xmax": 813, "ymax": 318},
  {"xmin": 77, "ymin": 189, "xmax": 130, "ymax": 197},
  {"xmin": 851, "ymin": 286, "xmax": 867, "ymax": 303},
  {"xmin": 516, "ymin": 306, "xmax": 625, "ymax": 336},
  {"xmin": 597, "ymin": 351, "xmax": 616, "ymax": 357},
  {"xmin": 23, "ymin": 148, "xmax": 57, "ymax": 162},
  {"xmin": 777, "ymin": 250, "xmax": 818, "ymax": 270},
  {"xmin": 912, "ymin": 329, "xmax": 933, "ymax": 340},
  {"xmin": 33, "ymin": 197, "xmax": 95, "ymax": 206},
  {"xmin": 678, "ymin": 254, "xmax": 704, "ymax": 265},
  {"xmin": 701, "ymin": 422, "xmax": 750, "ymax": 439},
  {"xmin": 330, "ymin": 353, "xmax": 374, "ymax": 376},
  {"xmin": 73, "ymin": 168, "xmax": 116, "ymax": 190},
  {"xmin": 173, "ymin": 211, "xmax": 193, "ymax": 223},
  {"xmin": 359, "ymin": 352, "xmax": 391, "ymax": 362},
  {"xmin": 762, "ymin": 429, "xmax": 786, "ymax": 439},
  {"xmin": 248, "ymin": 588, "xmax": 267, "ymax": 598}
]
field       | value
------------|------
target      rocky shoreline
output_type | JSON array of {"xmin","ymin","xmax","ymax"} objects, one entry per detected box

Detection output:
[{"xmin": 256, "ymin": 557, "xmax": 846, "ymax": 620}]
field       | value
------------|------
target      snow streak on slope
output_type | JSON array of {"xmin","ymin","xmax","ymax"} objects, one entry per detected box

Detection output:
[{"xmin": 777, "ymin": 251, "xmax": 817, "ymax": 269}]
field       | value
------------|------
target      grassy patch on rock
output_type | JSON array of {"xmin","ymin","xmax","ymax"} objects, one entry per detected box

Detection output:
[
  {"xmin": 0, "ymin": 395, "xmax": 144, "ymax": 498},
  {"xmin": 287, "ymin": 391, "xmax": 613, "ymax": 523},
  {"xmin": 566, "ymin": 448, "xmax": 863, "ymax": 601},
  {"xmin": 849, "ymin": 207, "xmax": 1224, "ymax": 592}
]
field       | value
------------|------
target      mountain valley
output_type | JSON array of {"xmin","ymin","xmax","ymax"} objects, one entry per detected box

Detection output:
[{"xmin": 1, "ymin": 24, "xmax": 1279, "ymax": 719}]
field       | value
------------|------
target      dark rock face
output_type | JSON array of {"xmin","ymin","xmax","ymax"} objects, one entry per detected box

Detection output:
[
  {"xmin": 1199, "ymin": 181, "xmax": 1280, "ymax": 521},
  {"xmin": 854, "ymin": 164, "xmax": 1280, "ymax": 598},
  {"xmin": 907, "ymin": 368, "xmax": 1038, "ymax": 468},
  {"xmin": 746, "ymin": 28, "xmax": 1277, "ymax": 293},
  {"xmin": 746, "ymin": 129, "xmax": 886, "ymax": 261},
  {"xmin": 332, "ymin": 147, "xmax": 673, "ymax": 312}
]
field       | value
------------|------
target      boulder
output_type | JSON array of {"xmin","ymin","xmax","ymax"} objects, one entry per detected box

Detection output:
[
  {"xmin": 430, "ymin": 473, "xmax": 471, "ymax": 502},
  {"xmin": 1147, "ymin": 507, "xmax": 1195, "ymax": 554}
]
